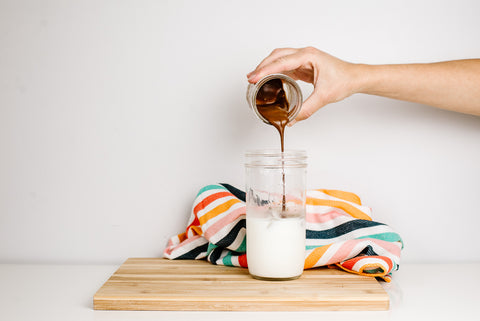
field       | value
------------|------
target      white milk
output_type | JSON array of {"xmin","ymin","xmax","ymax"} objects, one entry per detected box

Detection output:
[{"xmin": 246, "ymin": 209, "xmax": 306, "ymax": 280}]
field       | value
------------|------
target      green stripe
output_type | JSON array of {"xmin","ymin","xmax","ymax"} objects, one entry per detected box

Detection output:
[
  {"xmin": 196, "ymin": 184, "xmax": 224, "ymax": 197},
  {"xmin": 206, "ymin": 243, "xmax": 217, "ymax": 255},
  {"xmin": 222, "ymin": 254, "xmax": 233, "ymax": 266},
  {"xmin": 235, "ymin": 237, "xmax": 247, "ymax": 253},
  {"xmin": 306, "ymin": 232, "xmax": 403, "ymax": 251},
  {"xmin": 306, "ymin": 245, "xmax": 326, "ymax": 250},
  {"xmin": 363, "ymin": 267, "xmax": 385, "ymax": 274},
  {"xmin": 357, "ymin": 232, "xmax": 403, "ymax": 247}
]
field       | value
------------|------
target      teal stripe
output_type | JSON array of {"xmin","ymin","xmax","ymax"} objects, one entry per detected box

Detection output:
[
  {"xmin": 222, "ymin": 254, "xmax": 233, "ymax": 266},
  {"xmin": 206, "ymin": 243, "xmax": 217, "ymax": 255},
  {"xmin": 306, "ymin": 232, "xmax": 403, "ymax": 250},
  {"xmin": 235, "ymin": 237, "xmax": 247, "ymax": 253},
  {"xmin": 196, "ymin": 184, "xmax": 224, "ymax": 197},
  {"xmin": 357, "ymin": 232, "xmax": 403, "ymax": 247},
  {"xmin": 363, "ymin": 267, "xmax": 385, "ymax": 274},
  {"xmin": 306, "ymin": 245, "xmax": 326, "ymax": 250}
]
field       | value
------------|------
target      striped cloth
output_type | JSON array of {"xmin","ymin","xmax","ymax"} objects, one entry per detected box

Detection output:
[{"xmin": 164, "ymin": 184, "xmax": 403, "ymax": 282}]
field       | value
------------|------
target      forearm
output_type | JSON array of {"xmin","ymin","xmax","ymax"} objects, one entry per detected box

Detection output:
[{"xmin": 352, "ymin": 60, "xmax": 480, "ymax": 116}]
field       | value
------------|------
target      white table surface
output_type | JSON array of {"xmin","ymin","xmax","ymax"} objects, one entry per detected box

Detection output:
[{"xmin": 0, "ymin": 263, "xmax": 478, "ymax": 321}]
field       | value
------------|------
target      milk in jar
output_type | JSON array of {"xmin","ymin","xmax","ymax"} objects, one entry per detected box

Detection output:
[
  {"xmin": 245, "ymin": 150, "xmax": 307, "ymax": 281},
  {"xmin": 246, "ymin": 206, "xmax": 305, "ymax": 279}
]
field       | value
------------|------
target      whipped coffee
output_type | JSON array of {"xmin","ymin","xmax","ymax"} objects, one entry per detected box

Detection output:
[
  {"xmin": 255, "ymin": 78, "xmax": 292, "ymax": 211},
  {"xmin": 255, "ymin": 78, "xmax": 290, "ymax": 153}
]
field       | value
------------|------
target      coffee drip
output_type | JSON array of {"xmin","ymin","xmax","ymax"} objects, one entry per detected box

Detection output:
[
  {"xmin": 255, "ymin": 79, "xmax": 290, "ymax": 153},
  {"xmin": 255, "ymin": 78, "xmax": 293, "ymax": 211}
]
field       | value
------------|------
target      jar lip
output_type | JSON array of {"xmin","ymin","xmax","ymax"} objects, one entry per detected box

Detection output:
[
  {"xmin": 245, "ymin": 149, "xmax": 307, "ymax": 157},
  {"xmin": 255, "ymin": 73, "xmax": 296, "ymax": 87},
  {"xmin": 247, "ymin": 73, "xmax": 303, "ymax": 124},
  {"xmin": 245, "ymin": 149, "xmax": 307, "ymax": 168}
]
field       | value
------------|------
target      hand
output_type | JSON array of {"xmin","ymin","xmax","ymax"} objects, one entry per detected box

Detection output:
[
  {"xmin": 248, "ymin": 47, "xmax": 480, "ymax": 117},
  {"xmin": 247, "ymin": 47, "xmax": 358, "ymax": 124}
]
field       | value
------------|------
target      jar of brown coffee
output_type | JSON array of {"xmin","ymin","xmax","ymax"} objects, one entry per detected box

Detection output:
[
  {"xmin": 246, "ymin": 74, "xmax": 303, "ymax": 126},
  {"xmin": 246, "ymin": 74, "xmax": 303, "ymax": 152}
]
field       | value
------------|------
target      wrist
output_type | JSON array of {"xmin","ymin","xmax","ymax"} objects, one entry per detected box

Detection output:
[{"xmin": 349, "ymin": 63, "xmax": 374, "ymax": 95}]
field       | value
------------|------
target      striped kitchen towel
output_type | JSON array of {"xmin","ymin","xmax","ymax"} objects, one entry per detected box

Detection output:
[{"xmin": 164, "ymin": 183, "xmax": 403, "ymax": 282}]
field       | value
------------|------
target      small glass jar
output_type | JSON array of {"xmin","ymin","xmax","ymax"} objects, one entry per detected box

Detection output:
[
  {"xmin": 246, "ymin": 74, "xmax": 303, "ymax": 124},
  {"xmin": 245, "ymin": 150, "xmax": 307, "ymax": 280}
]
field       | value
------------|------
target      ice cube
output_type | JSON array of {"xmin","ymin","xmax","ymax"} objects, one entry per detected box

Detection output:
[{"xmin": 270, "ymin": 207, "xmax": 281, "ymax": 219}]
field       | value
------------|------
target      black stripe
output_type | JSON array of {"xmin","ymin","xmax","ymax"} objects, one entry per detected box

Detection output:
[
  {"xmin": 175, "ymin": 242, "xmax": 209, "ymax": 260},
  {"xmin": 359, "ymin": 245, "xmax": 378, "ymax": 256},
  {"xmin": 215, "ymin": 219, "xmax": 246, "ymax": 249},
  {"xmin": 220, "ymin": 183, "xmax": 246, "ymax": 202},
  {"xmin": 306, "ymin": 219, "xmax": 385, "ymax": 239},
  {"xmin": 207, "ymin": 246, "xmax": 224, "ymax": 265}
]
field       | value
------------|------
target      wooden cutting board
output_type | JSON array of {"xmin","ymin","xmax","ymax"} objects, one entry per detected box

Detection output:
[{"xmin": 94, "ymin": 258, "xmax": 389, "ymax": 311}]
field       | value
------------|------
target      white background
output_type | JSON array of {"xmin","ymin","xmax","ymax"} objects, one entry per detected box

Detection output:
[{"xmin": 1, "ymin": 0, "xmax": 479, "ymax": 264}]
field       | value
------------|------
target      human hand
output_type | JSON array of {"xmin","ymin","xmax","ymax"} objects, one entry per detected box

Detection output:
[{"xmin": 247, "ymin": 47, "xmax": 358, "ymax": 124}]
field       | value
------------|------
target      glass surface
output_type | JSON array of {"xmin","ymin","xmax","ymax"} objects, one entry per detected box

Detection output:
[{"xmin": 245, "ymin": 150, "xmax": 307, "ymax": 280}]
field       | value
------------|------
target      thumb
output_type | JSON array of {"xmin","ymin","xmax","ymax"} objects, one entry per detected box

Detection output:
[{"xmin": 294, "ymin": 90, "xmax": 327, "ymax": 122}]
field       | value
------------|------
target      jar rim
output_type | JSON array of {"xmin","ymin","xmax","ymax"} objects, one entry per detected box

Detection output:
[
  {"xmin": 245, "ymin": 149, "xmax": 307, "ymax": 157},
  {"xmin": 246, "ymin": 73, "xmax": 303, "ymax": 124},
  {"xmin": 245, "ymin": 149, "xmax": 307, "ymax": 168}
]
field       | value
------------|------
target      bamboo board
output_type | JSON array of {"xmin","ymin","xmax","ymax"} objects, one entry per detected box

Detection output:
[{"xmin": 93, "ymin": 258, "xmax": 389, "ymax": 311}]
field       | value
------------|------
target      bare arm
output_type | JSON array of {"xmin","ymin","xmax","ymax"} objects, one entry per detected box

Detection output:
[
  {"xmin": 355, "ymin": 60, "xmax": 480, "ymax": 116},
  {"xmin": 247, "ymin": 47, "xmax": 480, "ymax": 123}
]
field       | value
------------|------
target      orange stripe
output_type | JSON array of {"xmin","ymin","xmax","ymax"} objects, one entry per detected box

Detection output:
[
  {"xmin": 315, "ymin": 189, "xmax": 362, "ymax": 205},
  {"xmin": 335, "ymin": 263, "xmax": 392, "ymax": 282},
  {"xmin": 306, "ymin": 198, "xmax": 371, "ymax": 221},
  {"xmin": 304, "ymin": 244, "xmax": 332, "ymax": 269},
  {"xmin": 187, "ymin": 225, "xmax": 203, "ymax": 236},
  {"xmin": 177, "ymin": 232, "xmax": 187, "ymax": 242},
  {"xmin": 193, "ymin": 191, "xmax": 232, "ymax": 216},
  {"xmin": 199, "ymin": 198, "xmax": 240, "ymax": 225},
  {"xmin": 336, "ymin": 263, "xmax": 388, "ymax": 278}
]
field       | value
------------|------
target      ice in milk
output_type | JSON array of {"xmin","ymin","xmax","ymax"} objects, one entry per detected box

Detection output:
[{"xmin": 246, "ymin": 206, "xmax": 306, "ymax": 279}]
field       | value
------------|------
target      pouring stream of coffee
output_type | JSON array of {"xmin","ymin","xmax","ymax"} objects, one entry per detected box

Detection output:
[
  {"xmin": 255, "ymin": 78, "xmax": 291, "ymax": 212},
  {"xmin": 256, "ymin": 79, "xmax": 289, "ymax": 152}
]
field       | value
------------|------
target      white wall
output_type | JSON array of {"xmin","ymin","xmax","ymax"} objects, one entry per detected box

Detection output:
[{"xmin": 1, "ymin": 0, "xmax": 479, "ymax": 264}]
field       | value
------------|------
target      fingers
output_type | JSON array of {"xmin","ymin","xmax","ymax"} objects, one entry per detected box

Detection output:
[
  {"xmin": 293, "ymin": 90, "xmax": 326, "ymax": 123},
  {"xmin": 248, "ymin": 53, "xmax": 307, "ymax": 83},
  {"xmin": 247, "ymin": 48, "xmax": 297, "ymax": 79},
  {"xmin": 247, "ymin": 47, "xmax": 344, "ymax": 125},
  {"xmin": 248, "ymin": 49, "xmax": 310, "ymax": 83},
  {"xmin": 247, "ymin": 46, "xmax": 327, "ymax": 124}
]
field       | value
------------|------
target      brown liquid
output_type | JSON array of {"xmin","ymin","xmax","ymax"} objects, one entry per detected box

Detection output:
[
  {"xmin": 256, "ymin": 79, "xmax": 290, "ymax": 211},
  {"xmin": 256, "ymin": 79, "xmax": 289, "ymax": 152}
]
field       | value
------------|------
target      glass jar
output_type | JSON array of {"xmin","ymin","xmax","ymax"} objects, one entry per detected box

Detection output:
[
  {"xmin": 245, "ymin": 150, "xmax": 307, "ymax": 280},
  {"xmin": 246, "ymin": 73, "xmax": 303, "ymax": 124}
]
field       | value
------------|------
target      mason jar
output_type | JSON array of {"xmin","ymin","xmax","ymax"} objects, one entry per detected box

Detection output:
[
  {"xmin": 245, "ymin": 150, "xmax": 307, "ymax": 280},
  {"xmin": 246, "ymin": 73, "xmax": 303, "ymax": 125}
]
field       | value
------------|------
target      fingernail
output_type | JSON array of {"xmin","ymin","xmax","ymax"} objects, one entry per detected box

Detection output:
[
  {"xmin": 248, "ymin": 73, "xmax": 256, "ymax": 82},
  {"xmin": 287, "ymin": 120, "xmax": 297, "ymax": 127}
]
